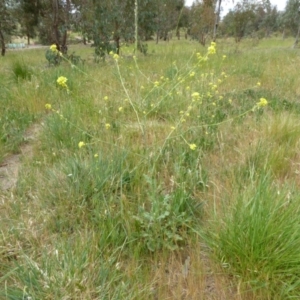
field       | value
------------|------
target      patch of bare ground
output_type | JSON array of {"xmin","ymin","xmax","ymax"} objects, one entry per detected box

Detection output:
[
  {"xmin": 0, "ymin": 123, "xmax": 41, "ymax": 191},
  {"xmin": 148, "ymin": 244, "xmax": 239, "ymax": 300}
]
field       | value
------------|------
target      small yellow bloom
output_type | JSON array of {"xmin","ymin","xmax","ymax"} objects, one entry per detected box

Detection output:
[
  {"xmin": 94, "ymin": 153, "xmax": 99, "ymax": 158},
  {"xmin": 189, "ymin": 72, "xmax": 195, "ymax": 77},
  {"xmin": 257, "ymin": 97, "xmax": 268, "ymax": 107},
  {"xmin": 50, "ymin": 44, "xmax": 57, "ymax": 52},
  {"xmin": 189, "ymin": 144, "xmax": 197, "ymax": 150},
  {"xmin": 207, "ymin": 42, "xmax": 216, "ymax": 55},
  {"xmin": 170, "ymin": 126, "xmax": 176, "ymax": 130},
  {"xmin": 104, "ymin": 96, "xmax": 108, "ymax": 101},
  {"xmin": 118, "ymin": 107, "xmax": 123, "ymax": 112},
  {"xmin": 154, "ymin": 81, "xmax": 159, "ymax": 87},
  {"xmin": 222, "ymin": 55, "xmax": 227, "ymax": 59},
  {"xmin": 57, "ymin": 76, "xmax": 68, "ymax": 89},
  {"xmin": 45, "ymin": 103, "xmax": 52, "ymax": 110},
  {"xmin": 78, "ymin": 141, "xmax": 86, "ymax": 148},
  {"xmin": 105, "ymin": 123, "xmax": 111, "ymax": 129},
  {"xmin": 113, "ymin": 53, "xmax": 119, "ymax": 61},
  {"xmin": 191, "ymin": 92, "xmax": 200, "ymax": 99},
  {"xmin": 257, "ymin": 82, "xmax": 261, "ymax": 86}
]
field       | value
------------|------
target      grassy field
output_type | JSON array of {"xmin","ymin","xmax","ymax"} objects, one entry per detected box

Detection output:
[{"xmin": 1, "ymin": 36, "xmax": 300, "ymax": 299}]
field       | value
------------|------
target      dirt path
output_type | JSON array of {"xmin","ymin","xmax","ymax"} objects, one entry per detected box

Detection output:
[{"xmin": 0, "ymin": 123, "xmax": 41, "ymax": 191}]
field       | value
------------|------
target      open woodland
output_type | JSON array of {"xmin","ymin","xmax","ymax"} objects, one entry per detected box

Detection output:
[{"xmin": 1, "ymin": 35, "xmax": 300, "ymax": 299}]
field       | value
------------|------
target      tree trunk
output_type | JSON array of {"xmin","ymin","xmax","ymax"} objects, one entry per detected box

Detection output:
[
  {"xmin": 176, "ymin": 28, "xmax": 180, "ymax": 40},
  {"xmin": 293, "ymin": 24, "xmax": 300, "ymax": 49},
  {"xmin": 213, "ymin": 0, "xmax": 222, "ymax": 42},
  {"xmin": 0, "ymin": 30, "xmax": 5, "ymax": 56},
  {"xmin": 27, "ymin": 34, "xmax": 30, "ymax": 45},
  {"xmin": 52, "ymin": 0, "xmax": 60, "ymax": 46}
]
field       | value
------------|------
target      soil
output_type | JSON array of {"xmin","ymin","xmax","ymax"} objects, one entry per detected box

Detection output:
[{"xmin": 0, "ymin": 123, "xmax": 41, "ymax": 191}]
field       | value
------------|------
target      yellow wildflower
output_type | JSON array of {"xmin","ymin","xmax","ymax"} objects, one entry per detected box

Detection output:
[
  {"xmin": 45, "ymin": 103, "xmax": 52, "ymax": 110},
  {"xmin": 113, "ymin": 53, "xmax": 119, "ymax": 61},
  {"xmin": 50, "ymin": 44, "xmax": 57, "ymax": 52},
  {"xmin": 118, "ymin": 107, "xmax": 123, "ymax": 112},
  {"xmin": 191, "ymin": 92, "xmax": 200, "ymax": 99},
  {"xmin": 78, "ymin": 141, "xmax": 86, "ymax": 148},
  {"xmin": 257, "ymin": 82, "xmax": 261, "ymax": 86},
  {"xmin": 257, "ymin": 97, "xmax": 268, "ymax": 107},
  {"xmin": 189, "ymin": 144, "xmax": 197, "ymax": 150},
  {"xmin": 207, "ymin": 42, "xmax": 216, "ymax": 55},
  {"xmin": 105, "ymin": 123, "xmax": 111, "ymax": 129},
  {"xmin": 57, "ymin": 76, "xmax": 68, "ymax": 89},
  {"xmin": 104, "ymin": 96, "xmax": 108, "ymax": 101},
  {"xmin": 94, "ymin": 154, "xmax": 99, "ymax": 158}
]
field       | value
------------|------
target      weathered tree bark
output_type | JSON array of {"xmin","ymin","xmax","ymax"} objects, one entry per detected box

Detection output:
[
  {"xmin": 0, "ymin": 30, "xmax": 5, "ymax": 56},
  {"xmin": 213, "ymin": 0, "xmax": 222, "ymax": 42}
]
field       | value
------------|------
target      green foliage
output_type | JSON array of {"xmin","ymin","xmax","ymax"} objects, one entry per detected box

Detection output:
[
  {"xmin": 133, "ymin": 176, "xmax": 200, "ymax": 252},
  {"xmin": 206, "ymin": 175, "xmax": 300, "ymax": 298},
  {"xmin": 11, "ymin": 60, "xmax": 32, "ymax": 82},
  {"xmin": 45, "ymin": 49, "xmax": 62, "ymax": 66}
]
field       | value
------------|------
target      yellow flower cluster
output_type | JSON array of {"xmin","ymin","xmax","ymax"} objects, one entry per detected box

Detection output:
[
  {"xmin": 207, "ymin": 42, "xmax": 216, "ymax": 55},
  {"xmin": 57, "ymin": 76, "xmax": 68, "ymax": 89},
  {"xmin": 50, "ymin": 44, "xmax": 62, "ymax": 56},
  {"xmin": 257, "ymin": 97, "xmax": 268, "ymax": 107},
  {"xmin": 45, "ymin": 103, "xmax": 52, "ymax": 110},
  {"xmin": 78, "ymin": 141, "xmax": 86, "ymax": 148},
  {"xmin": 50, "ymin": 44, "xmax": 57, "ymax": 52},
  {"xmin": 189, "ymin": 144, "xmax": 197, "ymax": 150}
]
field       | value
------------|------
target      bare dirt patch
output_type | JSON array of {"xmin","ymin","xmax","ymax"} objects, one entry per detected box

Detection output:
[{"xmin": 0, "ymin": 123, "xmax": 41, "ymax": 191}]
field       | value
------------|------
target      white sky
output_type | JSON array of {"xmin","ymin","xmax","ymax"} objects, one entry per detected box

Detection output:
[{"xmin": 185, "ymin": 0, "xmax": 287, "ymax": 15}]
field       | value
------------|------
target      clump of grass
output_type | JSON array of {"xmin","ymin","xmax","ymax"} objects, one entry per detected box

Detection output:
[
  {"xmin": 206, "ymin": 174, "xmax": 300, "ymax": 298},
  {"xmin": 11, "ymin": 60, "xmax": 32, "ymax": 82}
]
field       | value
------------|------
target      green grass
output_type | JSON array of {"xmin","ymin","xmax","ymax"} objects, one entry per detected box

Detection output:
[{"xmin": 1, "ymin": 36, "xmax": 300, "ymax": 299}]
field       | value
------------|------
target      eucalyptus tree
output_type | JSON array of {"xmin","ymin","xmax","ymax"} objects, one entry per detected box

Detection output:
[
  {"xmin": 38, "ymin": 0, "xmax": 73, "ymax": 52},
  {"xmin": 0, "ymin": 0, "xmax": 18, "ymax": 56},
  {"xmin": 282, "ymin": 0, "xmax": 300, "ymax": 47},
  {"xmin": 17, "ymin": 0, "xmax": 40, "ymax": 45},
  {"xmin": 222, "ymin": 0, "xmax": 257, "ymax": 42},
  {"xmin": 189, "ymin": 0, "xmax": 215, "ymax": 45}
]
